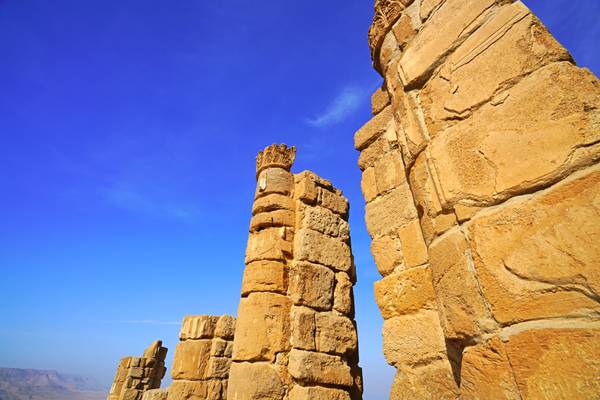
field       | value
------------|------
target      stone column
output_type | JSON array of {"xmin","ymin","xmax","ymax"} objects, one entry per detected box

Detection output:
[
  {"xmin": 168, "ymin": 315, "xmax": 235, "ymax": 400},
  {"xmin": 358, "ymin": 0, "xmax": 600, "ymax": 399},
  {"xmin": 108, "ymin": 340, "xmax": 168, "ymax": 400},
  {"xmin": 227, "ymin": 144, "xmax": 362, "ymax": 400}
]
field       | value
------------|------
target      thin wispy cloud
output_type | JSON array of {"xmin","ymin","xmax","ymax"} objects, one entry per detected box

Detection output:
[
  {"xmin": 306, "ymin": 85, "xmax": 366, "ymax": 128},
  {"xmin": 104, "ymin": 184, "xmax": 200, "ymax": 221}
]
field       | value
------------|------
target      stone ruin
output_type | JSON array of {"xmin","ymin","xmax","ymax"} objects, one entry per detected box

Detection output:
[
  {"xmin": 108, "ymin": 0, "xmax": 600, "ymax": 398},
  {"xmin": 359, "ymin": 0, "xmax": 600, "ymax": 398},
  {"xmin": 107, "ymin": 340, "xmax": 167, "ymax": 400},
  {"xmin": 227, "ymin": 144, "xmax": 361, "ymax": 400},
  {"xmin": 169, "ymin": 315, "xmax": 235, "ymax": 400}
]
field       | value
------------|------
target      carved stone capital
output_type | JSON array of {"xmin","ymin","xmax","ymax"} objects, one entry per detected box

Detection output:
[{"xmin": 256, "ymin": 144, "xmax": 296, "ymax": 178}]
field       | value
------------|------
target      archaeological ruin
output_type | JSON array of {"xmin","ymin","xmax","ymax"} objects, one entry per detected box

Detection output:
[{"xmin": 108, "ymin": 0, "xmax": 600, "ymax": 399}]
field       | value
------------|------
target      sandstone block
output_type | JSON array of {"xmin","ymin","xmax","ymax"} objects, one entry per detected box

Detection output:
[
  {"xmin": 397, "ymin": 219, "xmax": 428, "ymax": 267},
  {"xmin": 382, "ymin": 310, "xmax": 448, "ymax": 367},
  {"xmin": 390, "ymin": 360, "xmax": 459, "ymax": 400},
  {"xmin": 379, "ymin": 31, "xmax": 400, "ymax": 72},
  {"xmin": 371, "ymin": 86, "xmax": 390, "ymax": 115},
  {"xmin": 294, "ymin": 174, "xmax": 318, "ymax": 204},
  {"xmin": 505, "ymin": 328, "xmax": 600, "ymax": 400},
  {"xmin": 392, "ymin": 13, "xmax": 417, "ymax": 50},
  {"xmin": 419, "ymin": 0, "xmax": 443, "ymax": 22},
  {"xmin": 429, "ymin": 230, "xmax": 495, "ymax": 340},
  {"xmin": 428, "ymin": 62, "xmax": 600, "ymax": 207},
  {"xmin": 466, "ymin": 166, "xmax": 600, "ymax": 325},
  {"xmin": 398, "ymin": 0, "xmax": 497, "ymax": 87},
  {"xmin": 249, "ymin": 209, "xmax": 294, "ymax": 232},
  {"xmin": 241, "ymin": 260, "xmax": 287, "ymax": 296},
  {"xmin": 355, "ymin": 106, "xmax": 394, "ymax": 151},
  {"xmin": 289, "ymin": 261, "xmax": 334, "ymax": 310},
  {"xmin": 171, "ymin": 340, "xmax": 211, "ymax": 380},
  {"xmin": 365, "ymin": 184, "xmax": 417, "ymax": 237},
  {"xmin": 288, "ymin": 385, "xmax": 351, "ymax": 400},
  {"xmin": 232, "ymin": 293, "xmax": 291, "ymax": 362},
  {"xmin": 370, "ymin": 234, "xmax": 403, "ymax": 276},
  {"xmin": 334, "ymin": 272, "xmax": 354, "ymax": 315},
  {"xmin": 180, "ymin": 316, "xmax": 219, "ymax": 341},
  {"xmin": 210, "ymin": 339, "xmax": 232, "ymax": 358},
  {"xmin": 288, "ymin": 349, "xmax": 353, "ymax": 387},
  {"xmin": 318, "ymin": 187, "xmax": 349, "ymax": 217},
  {"xmin": 374, "ymin": 150, "xmax": 406, "ymax": 196},
  {"xmin": 255, "ymin": 168, "xmax": 294, "ymax": 199},
  {"xmin": 206, "ymin": 357, "xmax": 231, "ymax": 379},
  {"xmin": 361, "ymin": 167, "xmax": 378, "ymax": 203},
  {"xmin": 358, "ymin": 128, "xmax": 400, "ymax": 171},
  {"xmin": 291, "ymin": 306, "xmax": 316, "ymax": 350},
  {"xmin": 421, "ymin": 2, "xmax": 570, "ymax": 138},
  {"xmin": 374, "ymin": 265, "xmax": 436, "ymax": 320},
  {"xmin": 214, "ymin": 315, "xmax": 235, "ymax": 340},
  {"xmin": 252, "ymin": 193, "xmax": 294, "ymax": 216},
  {"xmin": 300, "ymin": 205, "xmax": 349, "ymax": 240},
  {"xmin": 293, "ymin": 229, "xmax": 352, "ymax": 272},
  {"xmin": 460, "ymin": 336, "xmax": 521, "ymax": 400},
  {"xmin": 142, "ymin": 389, "xmax": 168, "ymax": 400},
  {"xmin": 315, "ymin": 313, "xmax": 358, "ymax": 356},
  {"xmin": 245, "ymin": 227, "xmax": 292, "ymax": 264},
  {"xmin": 227, "ymin": 362, "xmax": 285, "ymax": 400},
  {"xmin": 169, "ymin": 380, "xmax": 223, "ymax": 400}
]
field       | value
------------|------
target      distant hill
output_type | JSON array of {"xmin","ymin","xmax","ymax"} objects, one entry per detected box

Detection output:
[{"xmin": 0, "ymin": 368, "xmax": 106, "ymax": 400}]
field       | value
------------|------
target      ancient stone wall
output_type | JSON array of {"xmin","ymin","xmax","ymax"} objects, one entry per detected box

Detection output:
[
  {"xmin": 108, "ymin": 341, "xmax": 168, "ymax": 400},
  {"xmin": 358, "ymin": 0, "xmax": 600, "ymax": 399},
  {"xmin": 227, "ymin": 144, "xmax": 362, "ymax": 400},
  {"xmin": 168, "ymin": 315, "xmax": 235, "ymax": 400}
]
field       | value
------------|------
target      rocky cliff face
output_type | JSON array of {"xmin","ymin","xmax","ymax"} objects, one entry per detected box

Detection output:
[{"xmin": 0, "ymin": 368, "xmax": 106, "ymax": 400}]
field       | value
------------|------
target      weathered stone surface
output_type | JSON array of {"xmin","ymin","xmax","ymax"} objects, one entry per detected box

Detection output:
[
  {"xmin": 318, "ymin": 187, "xmax": 349, "ymax": 217},
  {"xmin": 180, "ymin": 316, "xmax": 219, "ymax": 341},
  {"xmin": 288, "ymin": 349, "xmax": 354, "ymax": 387},
  {"xmin": 249, "ymin": 209, "xmax": 295, "ymax": 232},
  {"xmin": 421, "ymin": 2, "xmax": 570, "ymax": 138},
  {"xmin": 375, "ymin": 265, "xmax": 436, "ymax": 320},
  {"xmin": 398, "ymin": 0, "xmax": 497, "ymax": 87},
  {"xmin": 355, "ymin": 106, "xmax": 394, "ymax": 151},
  {"xmin": 429, "ymin": 62, "xmax": 600, "ymax": 207},
  {"xmin": 391, "ymin": 13, "xmax": 416, "ymax": 50},
  {"xmin": 374, "ymin": 150, "xmax": 406, "ymax": 196},
  {"xmin": 379, "ymin": 30, "xmax": 400, "ymax": 72},
  {"xmin": 241, "ymin": 260, "xmax": 287, "ymax": 296},
  {"xmin": 291, "ymin": 306, "xmax": 316, "ymax": 350},
  {"xmin": 245, "ymin": 227, "xmax": 292, "ymax": 264},
  {"xmin": 382, "ymin": 310, "xmax": 448, "ymax": 367},
  {"xmin": 294, "ymin": 229, "xmax": 352, "ymax": 272},
  {"xmin": 429, "ymin": 230, "xmax": 496, "ymax": 340},
  {"xmin": 334, "ymin": 272, "xmax": 354, "ymax": 315},
  {"xmin": 215, "ymin": 315, "xmax": 235, "ymax": 340},
  {"xmin": 390, "ymin": 360, "xmax": 459, "ymax": 400},
  {"xmin": 397, "ymin": 219, "xmax": 428, "ymax": 267},
  {"xmin": 288, "ymin": 385, "xmax": 351, "ymax": 400},
  {"xmin": 365, "ymin": 185, "xmax": 417, "ymax": 237},
  {"xmin": 289, "ymin": 261, "xmax": 335, "ymax": 310},
  {"xmin": 300, "ymin": 205, "xmax": 349, "ymax": 240},
  {"xmin": 227, "ymin": 362, "xmax": 285, "ymax": 400},
  {"xmin": 171, "ymin": 340, "xmax": 212, "ymax": 380},
  {"xmin": 168, "ymin": 380, "xmax": 223, "ymax": 400},
  {"xmin": 315, "ymin": 313, "xmax": 358, "ymax": 356},
  {"xmin": 206, "ymin": 357, "xmax": 231, "ymax": 379},
  {"xmin": 358, "ymin": 127, "xmax": 400, "ymax": 171},
  {"xmin": 506, "ymin": 328, "xmax": 600, "ymax": 399},
  {"xmin": 255, "ymin": 168, "xmax": 294, "ymax": 199},
  {"xmin": 368, "ymin": 0, "xmax": 410, "ymax": 58},
  {"xmin": 232, "ymin": 293, "xmax": 291, "ymax": 362},
  {"xmin": 372, "ymin": 86, "xmax": 390, "ymax": 115},
  {"xmin": 370, "ymin": 234, "xmax": 403, "ymax": 276},
  {"xmin": 142, "ymin": 389, "xmax": 168, "ymax": 400},
  {"xmin": 419, "ymin": 0, "xmax": 442, "ymax": 22},
  {"xmin": 460, "ymin": 336, "xmax": 521, "ymax": 400},
  {"xmin": 361, "ymin": 166, "xmax": 378, "ymax": 203},
  {"xmin": 466, "ymin": 166, "xmax": 600, "ymax": 325},
  {"xmin": 252, "ymin": 193, "xmax": 294, "ymax": 215},
  {"xmin": 210, "ymin": 339, "xmax": 232, "ymax": 358}
]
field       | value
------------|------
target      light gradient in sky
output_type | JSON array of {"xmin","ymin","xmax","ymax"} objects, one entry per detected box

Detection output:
[{"xmin": 0, "ymin": 1, "xmax": 599, "ymax": 399}]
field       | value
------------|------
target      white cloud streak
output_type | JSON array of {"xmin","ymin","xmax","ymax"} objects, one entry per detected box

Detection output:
[
  {"xmin": 306, "ymin": 85, "xmax": 366, "ymax": 128},
  {"xmin": 102, "ymin": 320, "xmax": 181, "ymax": 325}
]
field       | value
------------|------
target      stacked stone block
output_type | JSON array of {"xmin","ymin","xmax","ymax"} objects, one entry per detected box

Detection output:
[
  {"xmin": 228, "ymin": 144, "xmax": 362, "ymax": 400},
  {"xmin": 358, "ymin": 0, "xmax": 600, "ymax": 398},
  {"xmin": 168, "ymin": 315, "xmax": 235, "ymax": 400},
  {"xmin": 108, "ymin": 341, "xmax": 168, "ymax": 400}
]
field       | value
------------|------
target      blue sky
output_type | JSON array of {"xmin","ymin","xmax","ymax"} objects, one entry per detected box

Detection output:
[{"xmin": 0, "ymin": 1, "xmax": 598, "ymax": 398}]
